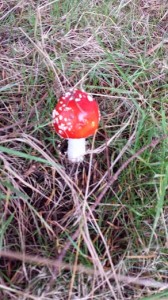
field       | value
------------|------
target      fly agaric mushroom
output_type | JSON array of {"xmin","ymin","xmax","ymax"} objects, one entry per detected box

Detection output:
[{"xmin": 52, "ymin": 89, "xmax": 100, "ymax": 162}]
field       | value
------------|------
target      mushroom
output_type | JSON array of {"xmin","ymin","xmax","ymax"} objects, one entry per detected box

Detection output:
[{"xmin": 52, "ymin": 89, "xmax": 100, "ymax": 162}]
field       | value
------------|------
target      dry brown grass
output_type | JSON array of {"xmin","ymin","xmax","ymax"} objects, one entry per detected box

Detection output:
[{"xmin": 0, "ymin": 0, "xmax": 168, "ymax": 299}]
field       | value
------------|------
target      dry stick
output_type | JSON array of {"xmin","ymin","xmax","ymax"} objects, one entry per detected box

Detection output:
[
  {"xmin": 58, "ymin": 134, "xmax": 168, "ymax": 271},
  {"xmin": 0, "ymin": 250, "xmax": 168, "ymax": 290}
]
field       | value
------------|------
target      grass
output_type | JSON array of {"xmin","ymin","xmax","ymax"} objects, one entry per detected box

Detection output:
[{"xmin": 0, "ymin": 0, "xmax": 168, "ymax": 299}]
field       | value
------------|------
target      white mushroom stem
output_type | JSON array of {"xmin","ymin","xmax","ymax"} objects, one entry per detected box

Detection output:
[{"xmin": 67, "ymin": 138, "xmax": 86, "ymax": 163}]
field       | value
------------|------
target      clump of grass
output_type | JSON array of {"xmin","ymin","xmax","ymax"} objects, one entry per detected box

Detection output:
[{"xmin": 0, "ymin": 0, "xmax": 168, "ymax": 299}]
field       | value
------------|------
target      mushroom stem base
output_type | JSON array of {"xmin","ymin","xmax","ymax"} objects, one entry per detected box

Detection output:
[{"xmin": 67, "ymin": 138, "xmax": 86, "ymax": 163}]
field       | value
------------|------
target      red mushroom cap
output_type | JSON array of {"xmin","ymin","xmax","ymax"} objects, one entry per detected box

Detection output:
[{"xmin": 52, "ymin": 89, "xmax": 100, "ymax": 139}]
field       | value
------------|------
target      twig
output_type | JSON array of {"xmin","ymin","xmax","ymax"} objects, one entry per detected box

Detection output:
[{"xmin": 0, "ymin": 250, "xmax": 168, "ymax": 290}]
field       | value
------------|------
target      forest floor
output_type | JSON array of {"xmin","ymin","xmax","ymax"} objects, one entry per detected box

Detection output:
[{"xmin": 0, "ymin": 0, "xmax": 168, "ymax": 299}]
